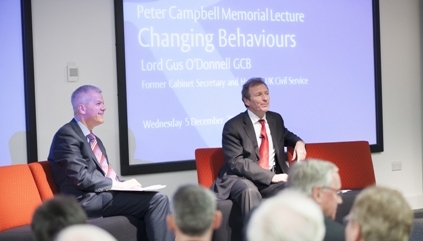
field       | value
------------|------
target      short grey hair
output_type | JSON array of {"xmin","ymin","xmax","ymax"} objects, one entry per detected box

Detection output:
[
  {"xmin": 71, "ymin": 85, "xmax": 102, "ymax": 111},
  {"xmin": 287, "ymin": 159, "xmax": 339, "ymax": 196},
  {"xmin": 349, "ymin": 186, "xmax": 413, "ymax": 241},
  {"xmin": 172, "ymin": 184, "xmax": 217, "ymax": 236},
  {"xmin": 247, "ymin": 189, "xmax": 325, "ymax": 241}
]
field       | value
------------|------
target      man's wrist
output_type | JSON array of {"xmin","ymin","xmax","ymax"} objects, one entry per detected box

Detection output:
[{"xmin": 111, "ymin": 178, "xmax": 119, "ymax": 189}]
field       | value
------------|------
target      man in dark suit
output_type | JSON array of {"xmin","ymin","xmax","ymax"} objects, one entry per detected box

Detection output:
[
  {"xmin": 287, "ymin": 159, "xmax": 345, "ymax": 241},
  {"xmin": 211, "ymin": 77, "xmax": 307, "ymax": 216},
  {"xmin": 48, "ymin": 85, "xmax": 174, "ymax": 241}
]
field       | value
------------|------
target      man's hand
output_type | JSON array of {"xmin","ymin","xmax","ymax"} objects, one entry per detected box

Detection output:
[
  {"xmin": 292, "ymin": 141, "xmax": 307, "ymax": 162},
  {"xmin": 114, "ymin": 178, "xmax": 142, "ymax": 190},
  {"xmin": 271, "ymin": 174, "xmax": 288, "ymax": 183}
]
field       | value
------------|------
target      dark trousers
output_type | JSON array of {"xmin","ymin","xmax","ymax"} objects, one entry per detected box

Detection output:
[
  {"xmin": 102, "ymin": 191, "xmax": 174, "ymax": 241},
  {"xmin": 229, "ymin": 178, "xmax": 286, "ymax": 217}
]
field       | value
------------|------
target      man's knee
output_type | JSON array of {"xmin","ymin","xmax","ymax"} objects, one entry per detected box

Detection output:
[
  {"xmin": 151, "ymin": 192, "xmax": 170, "ymax": 209},
  {"xmin": 239, "ymin": 187, "xmax": 261, "ymax": 203},
  {"xmin": 235, "ymin": 187, "xmax": 262, "ymax": 216},
  {"xmin": 242, "ymin": 187, "xmax": 260, "ymax": 197}
]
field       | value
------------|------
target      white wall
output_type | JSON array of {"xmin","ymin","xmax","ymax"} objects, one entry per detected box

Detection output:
[
  {"xmin": 372, "ymin": 0, "xmax": 423, "ymax": 208},
  {"xmin": 30, "ymin": 0, "xmax": 423, "ymax": 208}
]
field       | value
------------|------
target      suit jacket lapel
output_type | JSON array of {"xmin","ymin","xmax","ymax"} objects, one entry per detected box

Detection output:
[
  {"xmin": 242, "ymin": 111, "xmax": 260, "ymax": 158},
  {"xmin": 69, "ymin": 119, "xmax": 105, "ymax": 174},
  {"xmin": 267, "ymin": 114, "xmax": 279, "ymax": 158},
  {"xmin": 267, "ymin": 114, "xmax": 289, "ymax": 172}
]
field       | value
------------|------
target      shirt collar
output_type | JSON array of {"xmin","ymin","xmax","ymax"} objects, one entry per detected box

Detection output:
[
  {"xmin": 74, "ymin": 117, "xmax": 91, "ymax": 137},
  {"xmin": 247, "ymin": 109, "xmax": 267, "ymax": 124}
]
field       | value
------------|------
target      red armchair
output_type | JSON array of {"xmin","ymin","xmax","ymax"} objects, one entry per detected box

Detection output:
[
  {"xmin": 288, "ymin": 140, "xmax": 376, "ymax": 222},
  {"xmin": 194, "ymin": 148, "xmax": 242, "ymax": 241}
]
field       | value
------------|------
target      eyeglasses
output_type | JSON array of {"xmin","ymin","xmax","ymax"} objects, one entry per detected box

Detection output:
[{"xmin": 321, "ymin": 186, "xmax": 342, "ymax": 196}]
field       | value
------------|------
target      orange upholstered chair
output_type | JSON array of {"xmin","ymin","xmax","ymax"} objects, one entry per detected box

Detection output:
[
  {"xmin": 194, "ymin": 148, "xmax": 225, "ymax": 188},
  {"xmin": 0, "ymin": 164, "xmax": 43, "ymax": 232},
  {"xmin": 288, "ymin": 140, "xmax": 376, "ymax": 223},
  {"xmin": 0, "ymin": 161, "xmax": 143, "ymax": 241},
  {"xmin": 28, "ymin": 161, "xmax": 58, "ymax": 201},
  {"xmin": 194, "ymin": 148, "xmax": 242, "ymax": 241},
  {"xmin": 288, "ymin": 140, "xmax": 376, "ymax": 189}
]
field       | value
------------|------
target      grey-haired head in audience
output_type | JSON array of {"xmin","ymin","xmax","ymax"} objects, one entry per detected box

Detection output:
[
  {"xmin": 167, "ymin": 184, "xmax": 222, "ymax": 240},
  {"xmin": 287, "ymin": 158, "xmax": 342, "ymax": 220},
  {"xmin": 345, "ymin": 185, "xmax": 413, "ymax": 241},
  {"xmin": 247, "ymin": 189, "xmax": 325, "ymax": 241}
]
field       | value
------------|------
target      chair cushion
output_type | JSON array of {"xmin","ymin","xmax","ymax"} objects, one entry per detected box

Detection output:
[
  {"xmin": 288, "ymin": 141, "xmax": 376, "ymax": 189},
  {"xmin": 0, "ymin": 216, "xmax": 144, "ymax": 241},
  {"xmin": 0, "ymin": 164, "xmax": 42, "ymax": 232},
  {"xmin": 0, "ymin": 224, "xmax": 33, "ymax": 241},
  {"xmin": 195, "ymin": 148, "xmax": 225, "ymax": 188},
  {"xmin": 29, "ymin": 161, "xmax": 58, "ymax": 201}
]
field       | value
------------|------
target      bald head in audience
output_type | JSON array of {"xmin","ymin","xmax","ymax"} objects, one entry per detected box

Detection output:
[
  {"xmin": 247, "ymin": 189, "xmax": 325, "ymax": 241},
  {"xmin": 54, "ymin": 224, "xmax": 116, "ymax": 241},
  {"xmin": 345, "ymin": 186, "xmax": 413, "ymax": 241}
]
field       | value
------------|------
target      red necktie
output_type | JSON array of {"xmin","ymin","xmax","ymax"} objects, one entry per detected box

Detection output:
[
  {"xmin": 87, "ymin": 133, "xmax": 117, "ymax": 180},
  {"xmin": 258, "ymin": 119, "xmax": 269, "ymax": 169}
]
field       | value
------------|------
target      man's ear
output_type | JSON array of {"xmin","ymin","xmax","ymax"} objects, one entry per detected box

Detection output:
[
  {"xmin": 77, "ymin": 104, "xmax": 86, "ymax": 114},
  {"xmin": 242, "ymin": 97, "xmax": 249, "ymax": 107},
  {"xmin": 355, "ymin": 223, "xmax": 364, "ymax": 241},
  {"xmin": 311, "ymin": 186, "xmax": 322, "ymax": 203},
  {"xmin": 166, "ymin": 214, "xmax": 176, "ymax": 231},
  {"xmin": 212, "ymin": 210, "xmax": 223, "ymax": 230},
  {"xmin": 353, "ymin": 222, "xmax": 363, "ymax": 241}
]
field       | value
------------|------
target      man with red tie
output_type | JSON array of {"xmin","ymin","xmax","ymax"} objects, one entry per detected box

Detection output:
[
  {"xmin": 48, "ymin": 85, "xmax": 174, "ymax": 241},
  {"xmin": 211, "ymin": 77, "xmax": 307, "ymax": 217}
]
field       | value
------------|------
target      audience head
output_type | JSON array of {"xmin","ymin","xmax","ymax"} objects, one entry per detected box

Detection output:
[
  {"xmin": 54, "ymin": 224, "xmax": 116, "ymax": 241},
  {"xmin": 247, "ymin": 189, "xmax": 325, "ymax": 241},
  {"xmin": 345, "ymin": 185, "xmax": 413, "ymax": 241},
  {"xmin": 167, "ymin": 184, "xmax": 221, "ymax": 240},
  {"xmin": 31, "ymin": 195, "xmax": 87, "ymax": 241},
  {"xmin": 71, "ymin": 85, "xmax": 105, "ymax": 130},
  {"xmin": 287, "ymin": 159, "xmax": 342, "ymax": 220}
]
